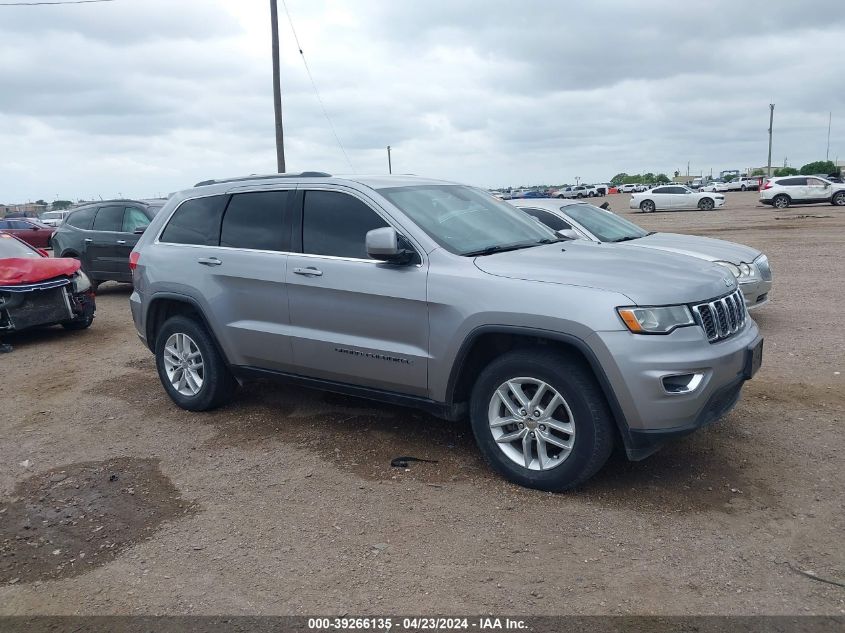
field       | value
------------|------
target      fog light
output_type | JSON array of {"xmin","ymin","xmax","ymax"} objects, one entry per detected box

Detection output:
[{"xmin": 662, "ymin": 373, "xmax": 704, "ymax": 395}]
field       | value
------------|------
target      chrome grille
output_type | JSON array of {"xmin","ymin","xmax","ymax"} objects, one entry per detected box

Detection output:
[{"xmin": 692, "ymin": 289, "xmax": 747, "ymax": 343}]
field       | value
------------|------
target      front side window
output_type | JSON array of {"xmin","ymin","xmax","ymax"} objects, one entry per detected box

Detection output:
[
  {"xmin": 807, "ymin": 178, "xmax": 827, "ymax": 188},
  {"xmin": 66, "ymin": 207, "xmax": 96, "ymax": 230},
  {"xmin": 160, "ymin": 195, "xmax": 227, "ymax": 246},
  {"xmin": 123, "ymin": 207, "xmax": 151, "ymax": 233},
  {"xmin": 379, "ymin": 185, "xmax": 554, "ymax": 256},
  {"xmin": 520, "ymin": 207, "xmax": 573, "ymax": 232},
  {"xmin": 220, "ymin": 191, "xmax": 288, "ymax": 251},
  {"xmin": 92, "ymin": 205, "xmax": 124, "ymax": 232},
  {"xmin": 302, "ymin": 190, "xmax": 388, "ymax": 259},
  {"xmin": 563, "ymin": 204, "xmax": 649, "ymax": 243}
]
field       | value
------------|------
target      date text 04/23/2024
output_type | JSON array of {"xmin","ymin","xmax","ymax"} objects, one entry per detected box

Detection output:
[{"xmin": 307, "ymin": 617, "xmax": 527, "ymax": 631}]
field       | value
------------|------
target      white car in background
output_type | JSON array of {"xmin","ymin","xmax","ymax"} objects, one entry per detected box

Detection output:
[
  {"xmin": 514, "ymin": 198, "xmax": 773, "ymax": 309},
  {"xmin": 630, "ymin": 184, "xmax": 725, "ymax": 212},
  {"xmin": 38, "ymin": 210, "xmax": 70, "ymax": 227},
  {"xmin": 760, "ymin": 175, "xmax": 845, "ymax": 209},
  {"xmin": 619, "ymin": 183, "xmax": 641, "ymax": 193}
]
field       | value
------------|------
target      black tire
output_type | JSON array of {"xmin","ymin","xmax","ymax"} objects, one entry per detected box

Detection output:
[
  {"xmin": 639, "ymin": 199, "xmax": 655, "ymax": 213},
  {"xmin": 62, "ymin": 314, "xmax": 93, "ymax": 331},
  {"xmin": 832, "ymin": 191, "xmax": 845, "ymax": 206},
  {"xmin": 155, "ymin": 315, "xmax": 237, "ymax": 411},
  {"xmin": 469, "ymin": 348, "xmax": 614, "ymax": 492},
  {"xmin": 698, "ymin": 197, "xmax": 715, "ymax": 211},
  {"xmin": 772, "ymin": 194, "xmax": 790, "ymax": 209},
  {"xmin": 576, "ymin": 193, "xmax": 583, "ymax": 198}
]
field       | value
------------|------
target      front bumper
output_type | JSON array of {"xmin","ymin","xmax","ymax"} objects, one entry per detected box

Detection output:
[
  {"xmin": 587, "ymin": 320, "xmax": 762, "ymax": 458},
  {"xmin": 740, "ymin": 278, "xmax": 772, "ymax": 310}
]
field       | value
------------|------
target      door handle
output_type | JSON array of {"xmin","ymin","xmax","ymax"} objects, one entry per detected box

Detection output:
[
  {"xmin": 116, "ymin": 240, "xmax": 126, "ymax": 245},
  {"xmin": 293, "ymin": 266, "xmax": 323, "ymax": 277},
  {"xmin": 197, "ymin": 257, "xmax": 222, "ymax": 266},
  {"xmin": 84, "ymin": 238, "xmax": 93, "ymax": 243}
]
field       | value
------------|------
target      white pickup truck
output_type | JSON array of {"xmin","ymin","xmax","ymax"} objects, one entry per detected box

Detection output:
[{"xmin": 718, "ymin": 176, "xmax": 760, "ymax": 192}]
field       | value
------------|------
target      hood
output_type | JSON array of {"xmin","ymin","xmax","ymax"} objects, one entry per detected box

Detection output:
[
  {"xmin": 473, "ymin": 241, "xmax": 737, "ymax": 305},
  {"xmin": 630, "ymin": 232, "xmax": 760, "ymax": 264},
  {"xmin": 0, "ymin": 257, "xmax": 81, "ymax": 286}
]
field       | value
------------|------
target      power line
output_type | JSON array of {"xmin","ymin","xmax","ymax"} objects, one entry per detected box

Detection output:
[
  {"xmin": 0, "ymin": 0, "xmax": 115, "ymax": 6},
  {"xmin": 280, "ymin": 0, "xmax": 354, "ymax": 173}
]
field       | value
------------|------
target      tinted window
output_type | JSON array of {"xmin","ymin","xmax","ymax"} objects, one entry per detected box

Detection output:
[
  {"xmin": 92, "ymin": 205, "xmax": 124, "ymax": 232},
  {"xmin": 160, "ymin": 195, "xmax": 227, "ymax": 246},
  {"xmin": 779, "ymin": 178, "xmax": 807, "ymax": 187},
  {"xmin": 652, "ymin": 187, "xmax": 670, "ymax": 194},
  {"xmin": 8, "ymin": 220, "xmax": 31, "ymax": 229},
  {"xmin": 66, "ymin": 207, "xmax": 96, "ymax": 230},
  {"xmin": 220, "ymin": 191, "xmax": 288, "ymax": 251},
  {"xmin": 807, "ymin": 178, "xmax": 827, "ymax": 188},
  {"xmin": 520, "ymin": 207, "xmax": 572, "ymax": 232},
  {"xmin": 0, "ymin": 221, "xmax": 10, "ymax": 229},
  {"xmin": 302, "ymin": 191, "xmax": 388, "ymax": 259},
  {"xmin": 123, "ymin": 207, "xmax": 151, "ymax": 233}
]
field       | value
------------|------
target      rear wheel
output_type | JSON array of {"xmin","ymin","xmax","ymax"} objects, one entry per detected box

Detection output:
[
  {"xmin": 698, "ymin": 197, "xmax": 715, "ymax": 211},
  {"xmin": 741, "ymin": 185, "xmax": 747, "ymax": 191},
  {"xmin": 832, "ymin": 191, "xmax": 845, "ymax": 206},
  {"xmin": 155, "ymin": 315, "xmax": 237, "ymax": 411},
  {"xmin": 639, "ymin": 200, "xmax": 655, "ymax": 213},
  {"xmin": 772, "ymin": 194, "xmax": 790, "ymax": 209},
  {"xmin": 469, "ymin": 349, "xmax": 614, "ymax": 491}
]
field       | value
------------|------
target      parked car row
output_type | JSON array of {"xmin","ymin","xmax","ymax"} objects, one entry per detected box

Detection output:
[{"xmin": 116, "ymin": 172, "xmax": 767, "ymax": 492}]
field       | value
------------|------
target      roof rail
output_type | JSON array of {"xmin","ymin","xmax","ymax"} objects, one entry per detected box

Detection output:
[{"xmin": 194, "ymin": 172, "xmax": 332, "ymax": 187}]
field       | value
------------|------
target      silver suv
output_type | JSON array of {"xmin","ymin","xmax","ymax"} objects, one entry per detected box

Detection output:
[{"xmin": 130, "ymin": 173, "xmax": 763, "ymax": 491}]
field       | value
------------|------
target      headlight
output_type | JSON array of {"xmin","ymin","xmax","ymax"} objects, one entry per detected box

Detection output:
[
  {"xmin": 72, "ymin": 270, "xmax": 92, "ymax": 293},
  {"xmin": 617, "ymin": 305, "xmax": 695, "ymax": 334},
  {"xmin": 715, "ymin": 261, "xmax": 741, "ymax": 278},
  {"xmin": 716, "ymin": 261, "xmax": 757, "ymax": 282}
]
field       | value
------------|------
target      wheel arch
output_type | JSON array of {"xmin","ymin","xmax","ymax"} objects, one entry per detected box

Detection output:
[
  {"xmin": 639, "ymin": 198, "xmax": 655, "ymax": 210},
  {"xmin": 445, "ymin": 326, "xmax": 632, "ymax": 449},
  {"xmin": 144, "ymin": 293, "xmax": 223, "ymax": 358}
]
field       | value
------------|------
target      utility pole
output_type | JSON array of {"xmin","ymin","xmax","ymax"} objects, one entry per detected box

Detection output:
[
  {"xmin": 767, "ymin": 104, "xmax": 775, "ymax": 177},
  {"xmin": 270, "ymin": 0, "xmax": 286, "ymax": 173},
  {"xmin": 387, "ymin": 146, "xmax": 392, "ymax": 174},
  {"xmin": 827, "ymin": 111, "xmax": 832, "ymax": 162}
]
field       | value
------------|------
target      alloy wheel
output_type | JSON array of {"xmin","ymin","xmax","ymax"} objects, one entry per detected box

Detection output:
[
  {"xmin": 163, "ymin": 332, "xmax": 204, "ymax": 396},
  {"xmin": 487, "ymin": 377, "xmax": 576, "ymax": 471}
]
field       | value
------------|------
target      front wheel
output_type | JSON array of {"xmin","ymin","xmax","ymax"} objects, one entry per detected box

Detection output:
[
  {"xmin": 155, "ymin": 315, "xmax": 237, "ymax": 411},
  {"xmin": 469, "ymin": 349, "xmax": 614, "ymax": 491},
  {"xmin": 832, "ymin": 191, "xmax": 845, "ymax": 206},
  {"xmin": 639, "ymin": 200, "xmax": 655, "ymax": 213},
  {"xmin": 741, "ymin": 185, "xmax": 747, "ymax": 191},
  {"xmin": 698, "ymin": 197, "xmax": 715, "ymax": 211}
]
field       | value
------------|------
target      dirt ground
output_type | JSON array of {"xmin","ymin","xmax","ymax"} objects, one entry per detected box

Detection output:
[{"xmin": 0, "ymin": 191, "xmax": 843, "ymax": 615}]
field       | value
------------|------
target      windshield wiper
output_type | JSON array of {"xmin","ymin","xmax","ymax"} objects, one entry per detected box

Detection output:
[
  {"xmin": 462, "ymin": 239, "xmax": 560, "ymax": 257},
  {"xmin": 607, "ymin": 235, "xmax": 642, "ymax": 243}
]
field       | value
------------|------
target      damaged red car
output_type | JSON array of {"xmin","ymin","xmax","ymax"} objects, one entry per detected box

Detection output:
[{"xmin": 0, "ymin": 233, "xmax": 95, "ymax": 335}]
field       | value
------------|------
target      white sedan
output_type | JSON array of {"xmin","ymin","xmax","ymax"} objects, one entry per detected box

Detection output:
[{"xmin": 629, "ymin": 185, "xmax": 725, "ymax": 212}]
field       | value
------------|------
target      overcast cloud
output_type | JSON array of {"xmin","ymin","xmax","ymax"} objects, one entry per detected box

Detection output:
[{"xmin": 1, "ymin": 0, "xmax": 844, "ymax": 201}]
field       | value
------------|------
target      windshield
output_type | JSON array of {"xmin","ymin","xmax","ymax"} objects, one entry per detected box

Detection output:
[
  {"xmin": 0, "ymin": 234, "xmax": 40, "ymax": 258},
  {"xmin": 563, "ymin": 204, "xmax": 650, "ymax": 242},
  {"xmin": 379, "ymin": 185, "xmax": 555, "ymax": 255}
]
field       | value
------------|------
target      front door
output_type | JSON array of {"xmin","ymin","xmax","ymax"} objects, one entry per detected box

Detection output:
[{"xmin": 286, "ymin": 188, "xmax": 429, "ymax": 396}]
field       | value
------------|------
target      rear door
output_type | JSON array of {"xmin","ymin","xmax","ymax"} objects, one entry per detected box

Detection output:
[
  {"xmin": 285, "ymin": 187, "xmax": 429, "ymax": 395},
  {"xmin": 88, "ymin": 205, "xmax": 126, "ymax": 279}
]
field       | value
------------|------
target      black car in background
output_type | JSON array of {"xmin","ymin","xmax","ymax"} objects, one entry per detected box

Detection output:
[{"xmin": 51, "ymin": 199, "xmax": 164, "ymax": 289}]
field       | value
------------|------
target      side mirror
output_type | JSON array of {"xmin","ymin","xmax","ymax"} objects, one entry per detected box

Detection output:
[
  {"xmin": 133, "ymin": 226, "xmax": 147, "ymax": 234},
  {"xmin": 32, "ymin": 225, "xmax": 40, "ymax": 230},
  {"xmin": 366, "ymin": 227, "xmax": 415, "ymax": 264},
  {"xmin": 556, "ymin": 228, "xmax": 581, "ymax": 241}
]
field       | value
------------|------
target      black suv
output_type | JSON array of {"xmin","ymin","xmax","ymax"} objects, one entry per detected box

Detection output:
[{"xmin": 51, "ymin": 199, "xmax": 165, "ymax": 288}]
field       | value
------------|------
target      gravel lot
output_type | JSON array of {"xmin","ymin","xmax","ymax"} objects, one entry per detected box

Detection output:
[{"xmin": 1, "ymin": 191, "xmax": 843, "ymax": 615}]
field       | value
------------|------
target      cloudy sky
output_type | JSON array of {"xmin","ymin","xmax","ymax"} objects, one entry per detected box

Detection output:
[{"xmin": 1, "ymin": 0, "xmax": 844, "ymax": 202}]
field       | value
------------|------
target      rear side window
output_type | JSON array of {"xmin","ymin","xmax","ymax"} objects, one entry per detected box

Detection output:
[
  {"xmin": 92, "ymin": 205, "xmax": 125, "ymax": 232},
  {"xmin": 160, "ymin": 195, "xmax": 227, "ymax": 246},
  {"xmin": 66, "ymin": 207, "xmax": 96, "ymax": 230},
  {"xmin": 220, "ymin": 191, "xmax": 288, "ymax": 251},
  {"xmin": 302, "ymin": 190, "xmax": 388, "ymax": 259},
  {"xmin": 778, "ymin": 177, "xmax": 807, "ymax": 186},
  {"xmin": 521, "ymin": 207, "xmax": 572, "ymax": 232}
]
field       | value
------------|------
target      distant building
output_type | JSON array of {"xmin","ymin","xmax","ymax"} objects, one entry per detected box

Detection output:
[{"xmin": 1, "ymin": 202, "xmax": 47, "ymax": 217}]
